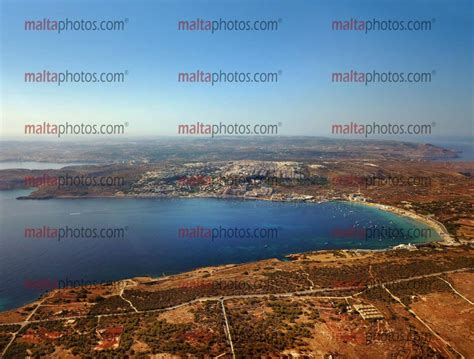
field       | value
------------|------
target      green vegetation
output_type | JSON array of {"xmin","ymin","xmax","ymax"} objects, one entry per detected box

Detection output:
[
  {"xmin": 89, "ymin": 296, "xmax": 133, "ymax": 315},
  {"xmin": 227, "ymin": 299, "xmax": 312, "ymax": 357}
]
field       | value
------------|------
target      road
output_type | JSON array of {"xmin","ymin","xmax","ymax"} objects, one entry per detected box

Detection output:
[{"xmin": 220, "ymin": 299, "xmax": 236, "ymax": 359}]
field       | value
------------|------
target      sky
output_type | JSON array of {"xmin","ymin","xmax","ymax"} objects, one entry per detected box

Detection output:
[{"xmin": 0, "ymin": 0, "xmax": 473, "ymax": 140}]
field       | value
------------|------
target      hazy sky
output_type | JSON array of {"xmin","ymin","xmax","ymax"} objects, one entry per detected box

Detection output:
[{"xmin": 1, "ymin": 0, "xmax": 472, "ymax": 139}]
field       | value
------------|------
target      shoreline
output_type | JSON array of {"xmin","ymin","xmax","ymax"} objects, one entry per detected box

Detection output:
[
  {"xmin": 15, "ymin": 190, "xmax": 455, "ymax": 246},
  {"xmin": 356, "ymin": 201, "xmax": 456, "ymax": 246}
]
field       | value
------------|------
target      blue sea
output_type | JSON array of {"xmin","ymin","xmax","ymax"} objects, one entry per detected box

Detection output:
[{"xmin": 0, "ymin": 189, "xmax": 439, "ymax": 311}]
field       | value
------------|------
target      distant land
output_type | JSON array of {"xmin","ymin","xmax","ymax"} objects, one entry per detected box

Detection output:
[{"xmin": 0, "ymin": 137, "xmax": 461, "ymax": 164}]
